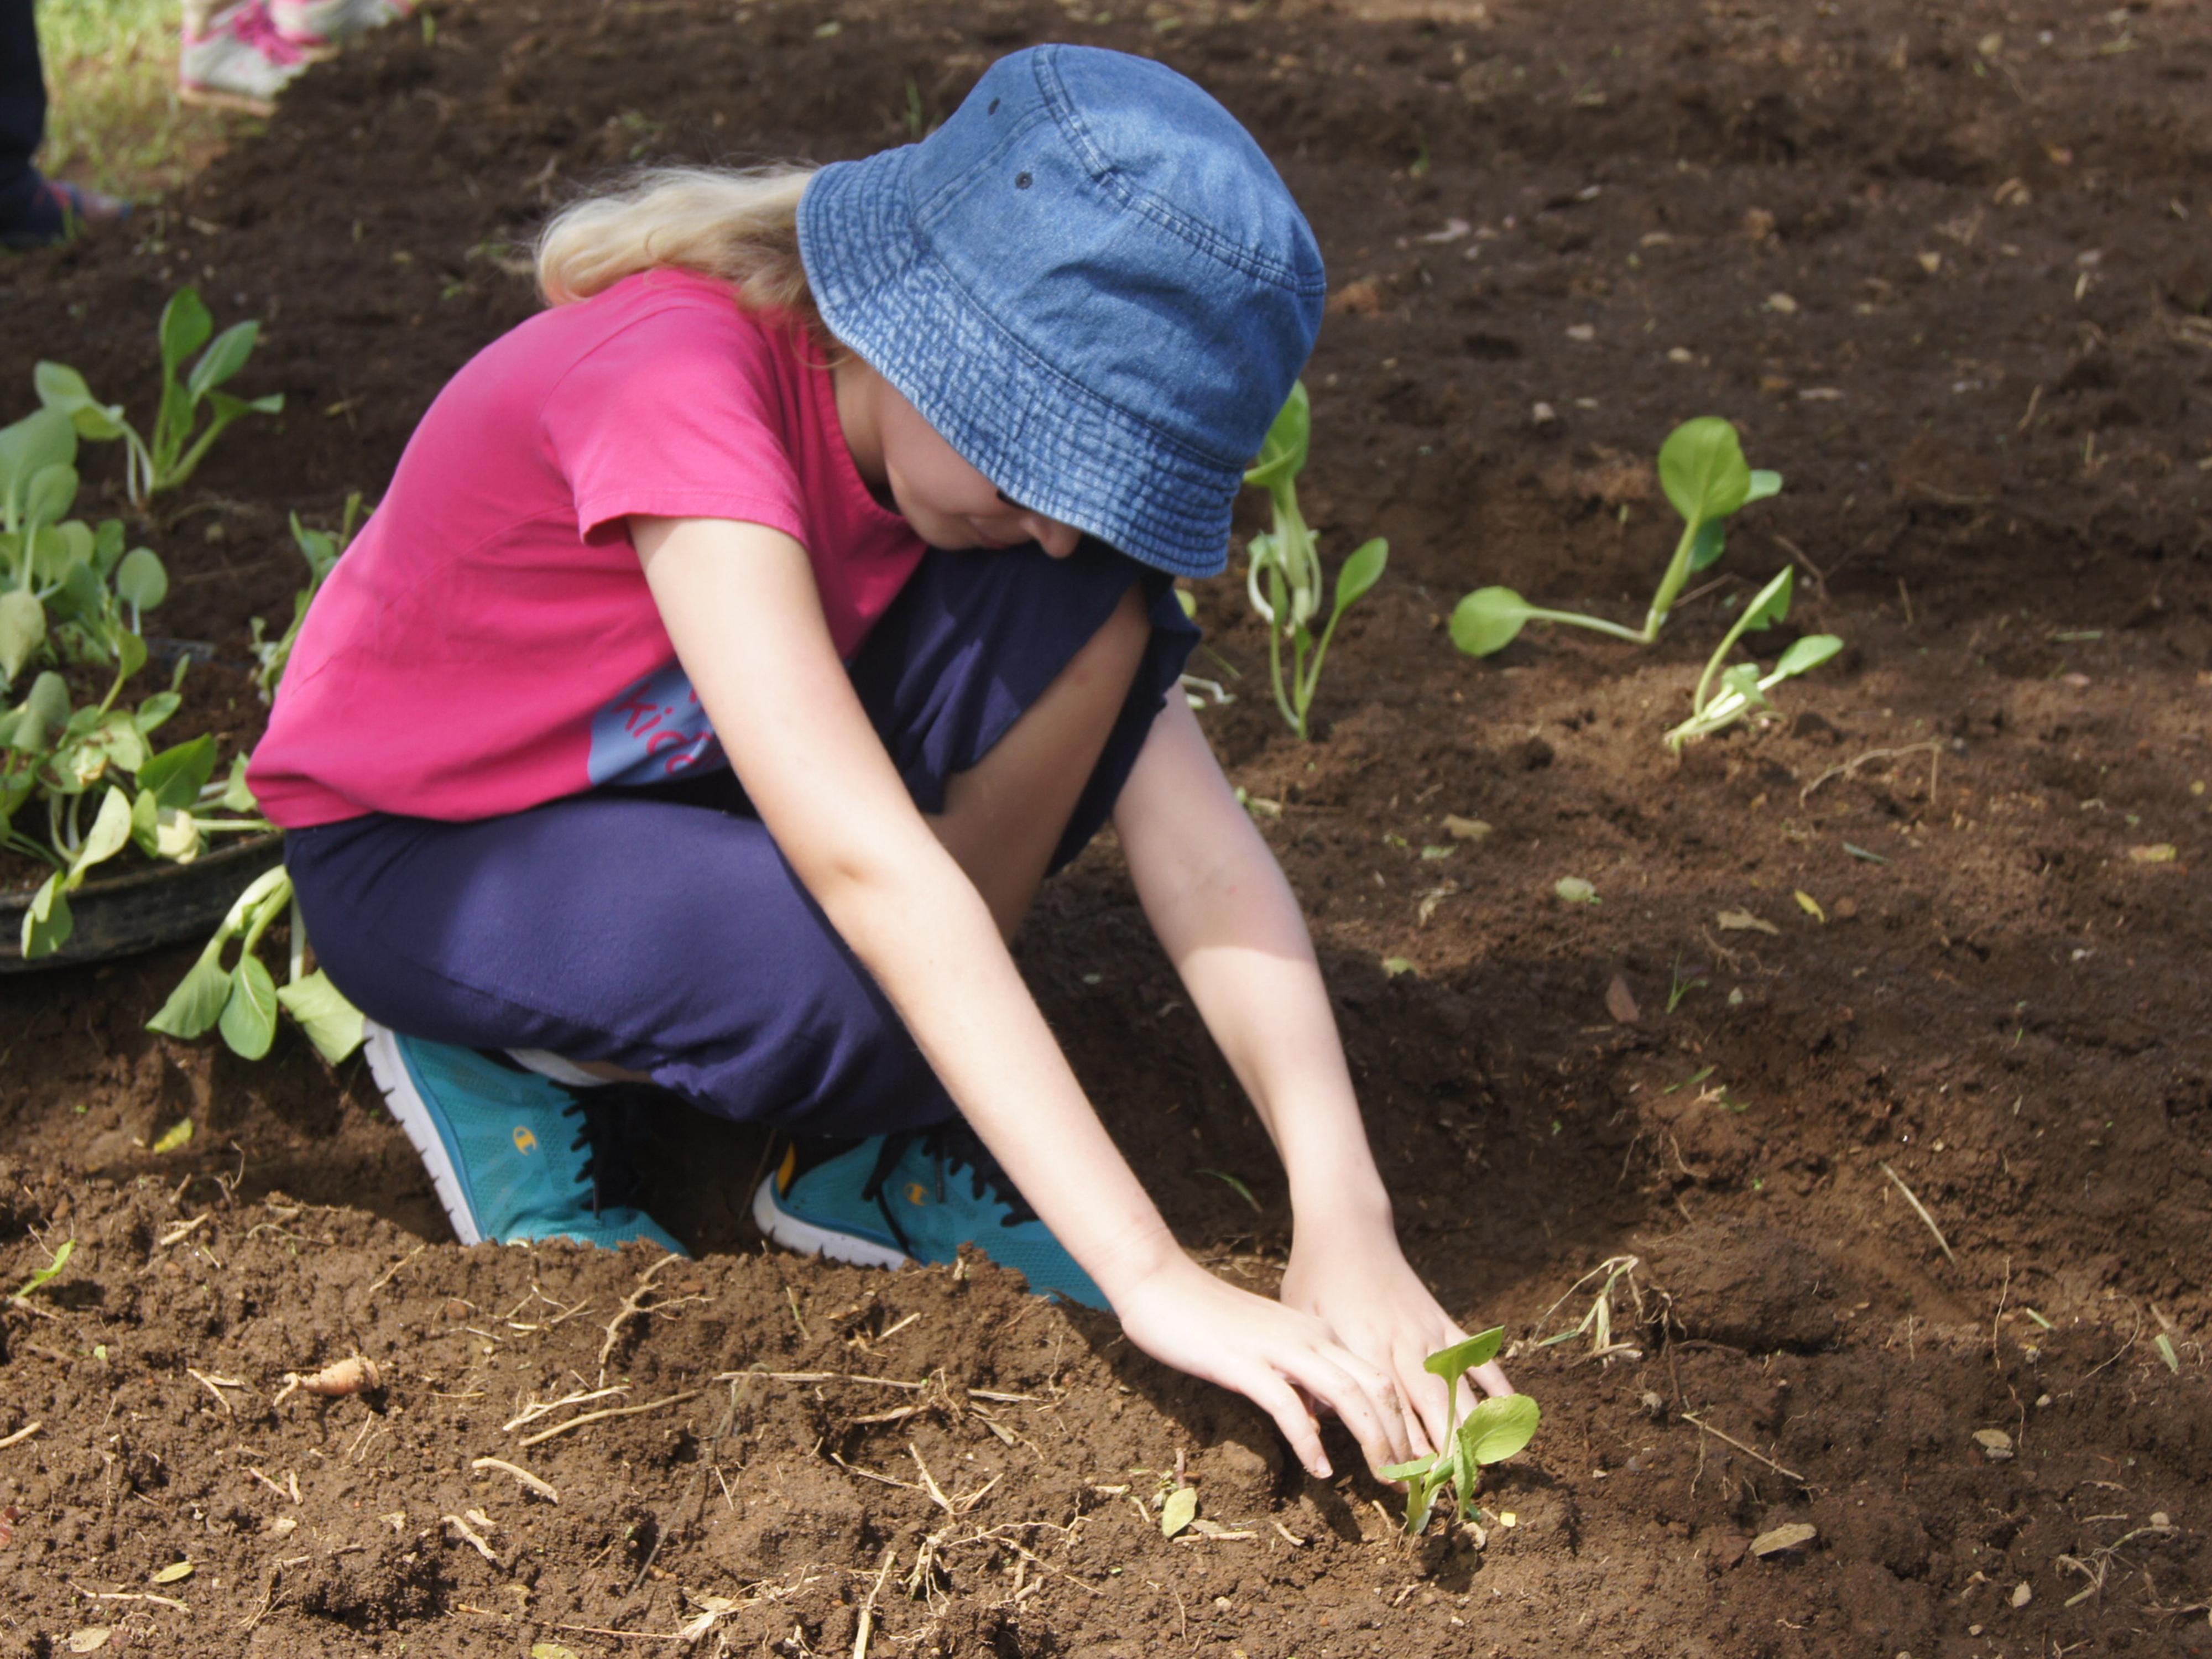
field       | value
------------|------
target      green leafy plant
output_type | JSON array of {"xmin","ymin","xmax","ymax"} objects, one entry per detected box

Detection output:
[
  {"xmin": 35, "ymin": 288, "xmax": 283, "ymax": 509},
  {"xmin": 1378, "ymin": 1327, "xmax": 1541, "ymax": 1534},
  {"xmin": 1449, "ymin": 416, "xmax": 1781, "ymax": 657},
  {"xmin": 1242, "ymin": 383, "xmax": 1388, "ymax": 739},
  {"xmin": 148, "ymin": 499, "xmax": 366, "ymax": 1064},
  {"xmin": 1661, "ymin": 568, "xmax": 1843, "ymax": 750},
  {"xmin": 0, "ymin": 406, "xmax": 279, "ymax": 958}
]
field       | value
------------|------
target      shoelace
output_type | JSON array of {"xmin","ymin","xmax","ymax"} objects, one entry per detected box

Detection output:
[
  {"xmin": 857, "ymin": 1120, "xmax": 1038, "ymax": 1255},
  {"xmin": 557, "ymin": 1087, "xmax": 662, "ymax": 1218}
]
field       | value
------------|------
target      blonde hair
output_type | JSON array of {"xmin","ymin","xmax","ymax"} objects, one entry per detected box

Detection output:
[{"xmin": 535, "ymin": 164, "xmax": 821, "ymax": 317}]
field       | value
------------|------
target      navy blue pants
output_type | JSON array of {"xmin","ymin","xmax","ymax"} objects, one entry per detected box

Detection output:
[
  {"xmin": 0, "ymin": 1, "xmax": 43, "ymax": 215},
  {"xmin": 287, "ymin": 542, "xmax": 1197, "ymax": 1138}
]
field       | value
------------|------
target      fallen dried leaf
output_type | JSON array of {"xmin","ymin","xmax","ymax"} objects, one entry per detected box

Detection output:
[
  {"xmin": 1750, "ymin": 1522, "xmax": 1817, "ymax": 1558},
  {"xmin": 65, "ymin": 1632, "xmax": 111, "ymax": 1655},
  {"xmin": 1441, "ymin": 814, "xmax": 1492, "ymax": 841},
  {"xmin": 2011, "ymin": 1581, "xmax": 2032, "ymax": 1608},
  {"xmin": 2128, "ymin": 843, "xmax": 2178, "ymax": 864},
  {"xmin": 1716, "ymin": 909, "xmax": 1780, "ymax": 935},
  {"xmin": 151, "ymin": 1560, "xmax": 194, "ymax": 1584},
  {"xmin": 1605, "ymin": 975, "xmax": 1641, "ymax": 1024},
  {"xmin": 1793, "ymin": 890, "xmax": 1827, "ymax": 923}
]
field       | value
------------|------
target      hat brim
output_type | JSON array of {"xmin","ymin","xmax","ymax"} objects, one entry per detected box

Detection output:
[{"xmin": 800, "ymin": 150, "xmax": 1242, "ymax": 580}]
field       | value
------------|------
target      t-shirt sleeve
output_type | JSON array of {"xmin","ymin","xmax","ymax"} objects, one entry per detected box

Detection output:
[{"xmin": 541, "ymin": 300, "xmax": 810, "ymax": 546}]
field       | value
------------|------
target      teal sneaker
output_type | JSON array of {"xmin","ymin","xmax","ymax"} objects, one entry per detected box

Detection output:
[
  {"xmin": 363, "ymin": 1021, "xmax": 687, "ymax": 1254},
  {"xmin": 752, "ymin": 1123, "xmax": 1107, "ymax": 1308}
]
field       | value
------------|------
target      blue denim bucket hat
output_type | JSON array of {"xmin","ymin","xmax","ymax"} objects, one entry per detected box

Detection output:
[{"xmin": 797, "ymin": 45, "xmax": 1326, "ymax": 578}]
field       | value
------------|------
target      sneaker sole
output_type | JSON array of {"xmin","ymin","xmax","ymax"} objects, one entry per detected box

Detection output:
[
  {"xmin": 364, "ymin": 1021, "xmax": 486, "ymax": 1246},
  {"xmin": 750, "ymin": 1177, "xmax": 910, "ymax": 1271}
]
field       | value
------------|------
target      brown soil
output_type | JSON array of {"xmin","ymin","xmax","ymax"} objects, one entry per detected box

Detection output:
[{"xmin": 4, "ymin": 1, "xmax": 2211, "ymax": 1654}]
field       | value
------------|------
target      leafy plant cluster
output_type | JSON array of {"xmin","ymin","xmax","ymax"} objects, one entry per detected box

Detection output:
[
  {"xmin": 1447, "ymin": 417, "xmax": 1841, "ymax": 747},
  {"xmin": 0, "ymin": 404, "xmax": 271, "ymax": 957},
  {"xmin": 1381, "ymin": 1326, "xmax": 1541, "ymax": 1534}
]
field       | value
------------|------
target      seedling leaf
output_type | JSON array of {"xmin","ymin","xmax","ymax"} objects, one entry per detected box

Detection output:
[
  {"xmin": 150, "ymin": 1119, "xmax": 194, "ymax": 1155},
  {"xmin": 1334, "ymin": 537, "xmax": 1388, "ymax": 613},
  {"xmin": 1459, "ymin": 1393, "xmax": 1541, "ymax": 1465},
  {"xmin": 11, "ymin": 1238, "xmax": 74, "ymax": 1300},
  {"xmin": 1160, "ymin": 1487, "xmax": 1198, "ymax": 1537},
  {"xmin": 1657, "ymin": 417, "xmax": 1752, "ymax": 525},
  {"xmin": 1241, "ymin": 382, "xmax": 1310, "ymax": 491},
  {"xmin": 0, "ymin": 589, "xmax": 45, "ymax": 684},
  {"xmin": 1379, "ymin": 1454, "xmax": 1437, "ymax": 1481},
  {"xmin": 159, "ymin": 290, "xmax": 215, "ymax": 384},
  {"xmin": 1738, "ymin": 566, "xmax": 1794, "ymax": 632},
  {"xmin": 187, "ymin": 322, "xmax": 260, "ymax": 400},
  {"xmin": 1423, "ymin": 1326, "xmax": 1505, "ymax": 1381},
  {"xmin": 219, "ymin": 954, "xmax": 281, "ymax": 1060},
  {"xmin": 1194, "ymin": 1168, "xmax": 1261, "ymax": 1212},
  {"xmin": 1772, "ymin": 634, "xmax": 1844, "ymax": 679},
  {"xmin": 1744, "ymin": 469, "xmax": 1783, "ymax": 504},
  {"xmin": 1450, "ymin": 586, "xmax": 1532, "ymax": 656},
  {"xmin": 147, "ymin": 952, "xmax": 234, "ymax": 1040},
  {"xmin": 2154, "ymin": 1333, "xmax": 2180, "ymax": 1374},
  {"xmin": 114, "ymin": 547, "xmax": 169, "ymax": 615},
  {"xmin": 136, "ymin": 734, "xmax": 219, "ymax": 811},
  {"xmin": 1687, "ymin": 519, "xmax": 1728, "ymax": 572}
]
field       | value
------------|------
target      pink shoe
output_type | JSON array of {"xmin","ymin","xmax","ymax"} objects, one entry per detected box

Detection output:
[{"xmin": 179, "ymin": 0, "xmax": 310, "ymax": 117}]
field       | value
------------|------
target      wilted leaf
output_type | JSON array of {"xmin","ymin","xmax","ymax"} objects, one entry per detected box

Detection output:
[
  {"xmin": 532, "ymin": 1646, "xmax": 583, "ymax": 1659},
  {"xmin": 150, "ymin": 1119, "xmax": 194, "ymax": 1155},
  {"xmin": 1793, "ymin": 890, "xmax": 1826, "ymax": 923},
  {"xmin": 2128, "ymin": 844, "xmax": 2178, "ymax": 864},
  {"xmin": 1715, "ymin": 909, "xmax": 1779, "ymax": 935},
  {"xmin": 1605, "ymin": 975, "xmax": 1641, "ymax": 1024},
  {"xmin": 152, "ymin": 1559, "xmax": 194, "ymax": 1584},
  {"xmin": 1441, "ymin": 815, "xmax": 1492, "ymax": 841},
  {"xmin": 1381, "ymin": 956, "xmax": 1416, "ymax": 977},
  {"xmin": 1160, "ymin": 1486, "xmax": 1198, "ymax": 1537},
  {"xmin": 1749, "ymin": 1522, "xmax": 1817, "ymax": 1558},
  {"xmin": 1973, "ymin": 1428, "xmax": 2014, "ymax": 1457},
  {"xmin": 1555, "ymin": 877, "xmax": 1599, "ymax": 905},
  {"xmin": 65, "ymin": 1629, "xmax": 111, "ymax": 1654},
  {"xmin": 2156, "ymin": 1333, "xmax": 2180, "ymax": 1374},
  {"xmin": 2010, "ymin": 1581, "xmax": 2032, "ymax": 1608}
]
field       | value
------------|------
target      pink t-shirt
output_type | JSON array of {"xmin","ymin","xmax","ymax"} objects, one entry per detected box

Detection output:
[{"xmin": 251, "ymin": 270, "xmax": 925, "ymax": 827}]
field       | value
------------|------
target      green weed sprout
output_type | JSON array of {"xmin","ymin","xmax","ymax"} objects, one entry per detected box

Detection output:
[
  {"xmin": 1378, "ymin": 1326, "xmax": 1541, "ymax": 1534},
  {"xmin": 1450, "ymin": 416, "xmax": 1781, "ymax": 657},
  {"xmin": 1662, "ymin": 567, "xmax": 1842, "ymax": 751},
  {"xmin": 1243, "ymin": 383, "xmax": 1387, "ymax": 739},
  {"xmin": 9, "ymin": 1237, "xmax": 74, "ymax": 1302},
  {"xmin": 35, "ymin": 288, "xmax": 283, "ymax": 509}
]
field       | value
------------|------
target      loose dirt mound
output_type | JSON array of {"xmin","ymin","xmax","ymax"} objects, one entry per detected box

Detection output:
[{"xmin": 4, "ymin": 1, "xmax": 2209, "ymax": 1655}]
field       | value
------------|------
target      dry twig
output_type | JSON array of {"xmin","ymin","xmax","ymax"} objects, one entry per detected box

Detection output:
[
  {"xmin": 471, "ymin": 1457, "xmax": 558, "ymax": 1503},
  {"xmin": 517, "ymin": 1389, "xmax": 701, "ymax": 1448},
  {"xmin": 1680, "ymin": 1411, "xmax": 1809, "ymax": 1484},
  {"xmin": 1879, "ymin": 1160, "xmax": 1959, "ymax": 1265}
]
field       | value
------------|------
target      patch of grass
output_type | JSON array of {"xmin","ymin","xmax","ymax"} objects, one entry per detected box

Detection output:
[{"xmin": 36, "ymin": 0, "xmax": 248, "ymax": 201}]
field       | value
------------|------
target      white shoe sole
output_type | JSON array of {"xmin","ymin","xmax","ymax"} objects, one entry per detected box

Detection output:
[
  {"xmin": 364, "ymin": 1020, "xmax": 486, "ymax": 1246},
  {"xmin": 750, "ymin": 1176, "xmax": 910, "ymax": 1270}
]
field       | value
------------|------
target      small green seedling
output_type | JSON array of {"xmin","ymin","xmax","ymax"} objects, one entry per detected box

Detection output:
[
  {"xmin": 1450, "ymin": 416, "xmax": 1781, "ymax": 657},
  {"xmin": 1661, "ymin": 568, "xmax": 1843, "ymax": 750},
  {"xmin": 1242, "ymin": 383, "xmax": 1388, "ymax": 739},
  {"xmin": 35, "ymin": 288, "xmax": 283, "ymax": 509},
  {"xmin": 1378, "ymin": 1327, "xmax": 1541, "ymax": 1534},
  {"xmin": 9, "ymin": 1237, "xmax": 74, "ymax": 1302}
]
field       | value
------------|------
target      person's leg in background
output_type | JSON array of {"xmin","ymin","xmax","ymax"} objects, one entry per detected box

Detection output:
[{"xmin": 0, "ymin": 0, "xmax": 123, "ymax": 249}]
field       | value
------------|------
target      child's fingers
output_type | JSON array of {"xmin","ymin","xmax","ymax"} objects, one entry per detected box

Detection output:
[
  {"xmin": 1470, "ymin": 1359, "xmax": 1514, "ymax": 1399},
  {"xmin": 1279, "ymin": 1348, "xmax": 1414, "ymax": 1472},
  {"xmin": 1242, "ymin": 1371, "xmax": 1331, "ymax": 1479}
]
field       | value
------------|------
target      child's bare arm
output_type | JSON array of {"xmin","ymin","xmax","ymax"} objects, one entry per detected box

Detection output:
[
  {"xmin": 632, "ymin": 515, "xmax": 1417, "ymax": 1477},
  {"xmin": 1114, "ymin": 695, "xmax": 1515, "ymax": 1449}
]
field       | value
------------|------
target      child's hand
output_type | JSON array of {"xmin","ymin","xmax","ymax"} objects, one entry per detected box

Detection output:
[
  {"xmin": 1281, "ymin": 1228, "xmax": 1515, "ymax": 1459},
  {"xmin": 1113, "ymin": 1255, "xmax": 1422, "ymax": 1480}
]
